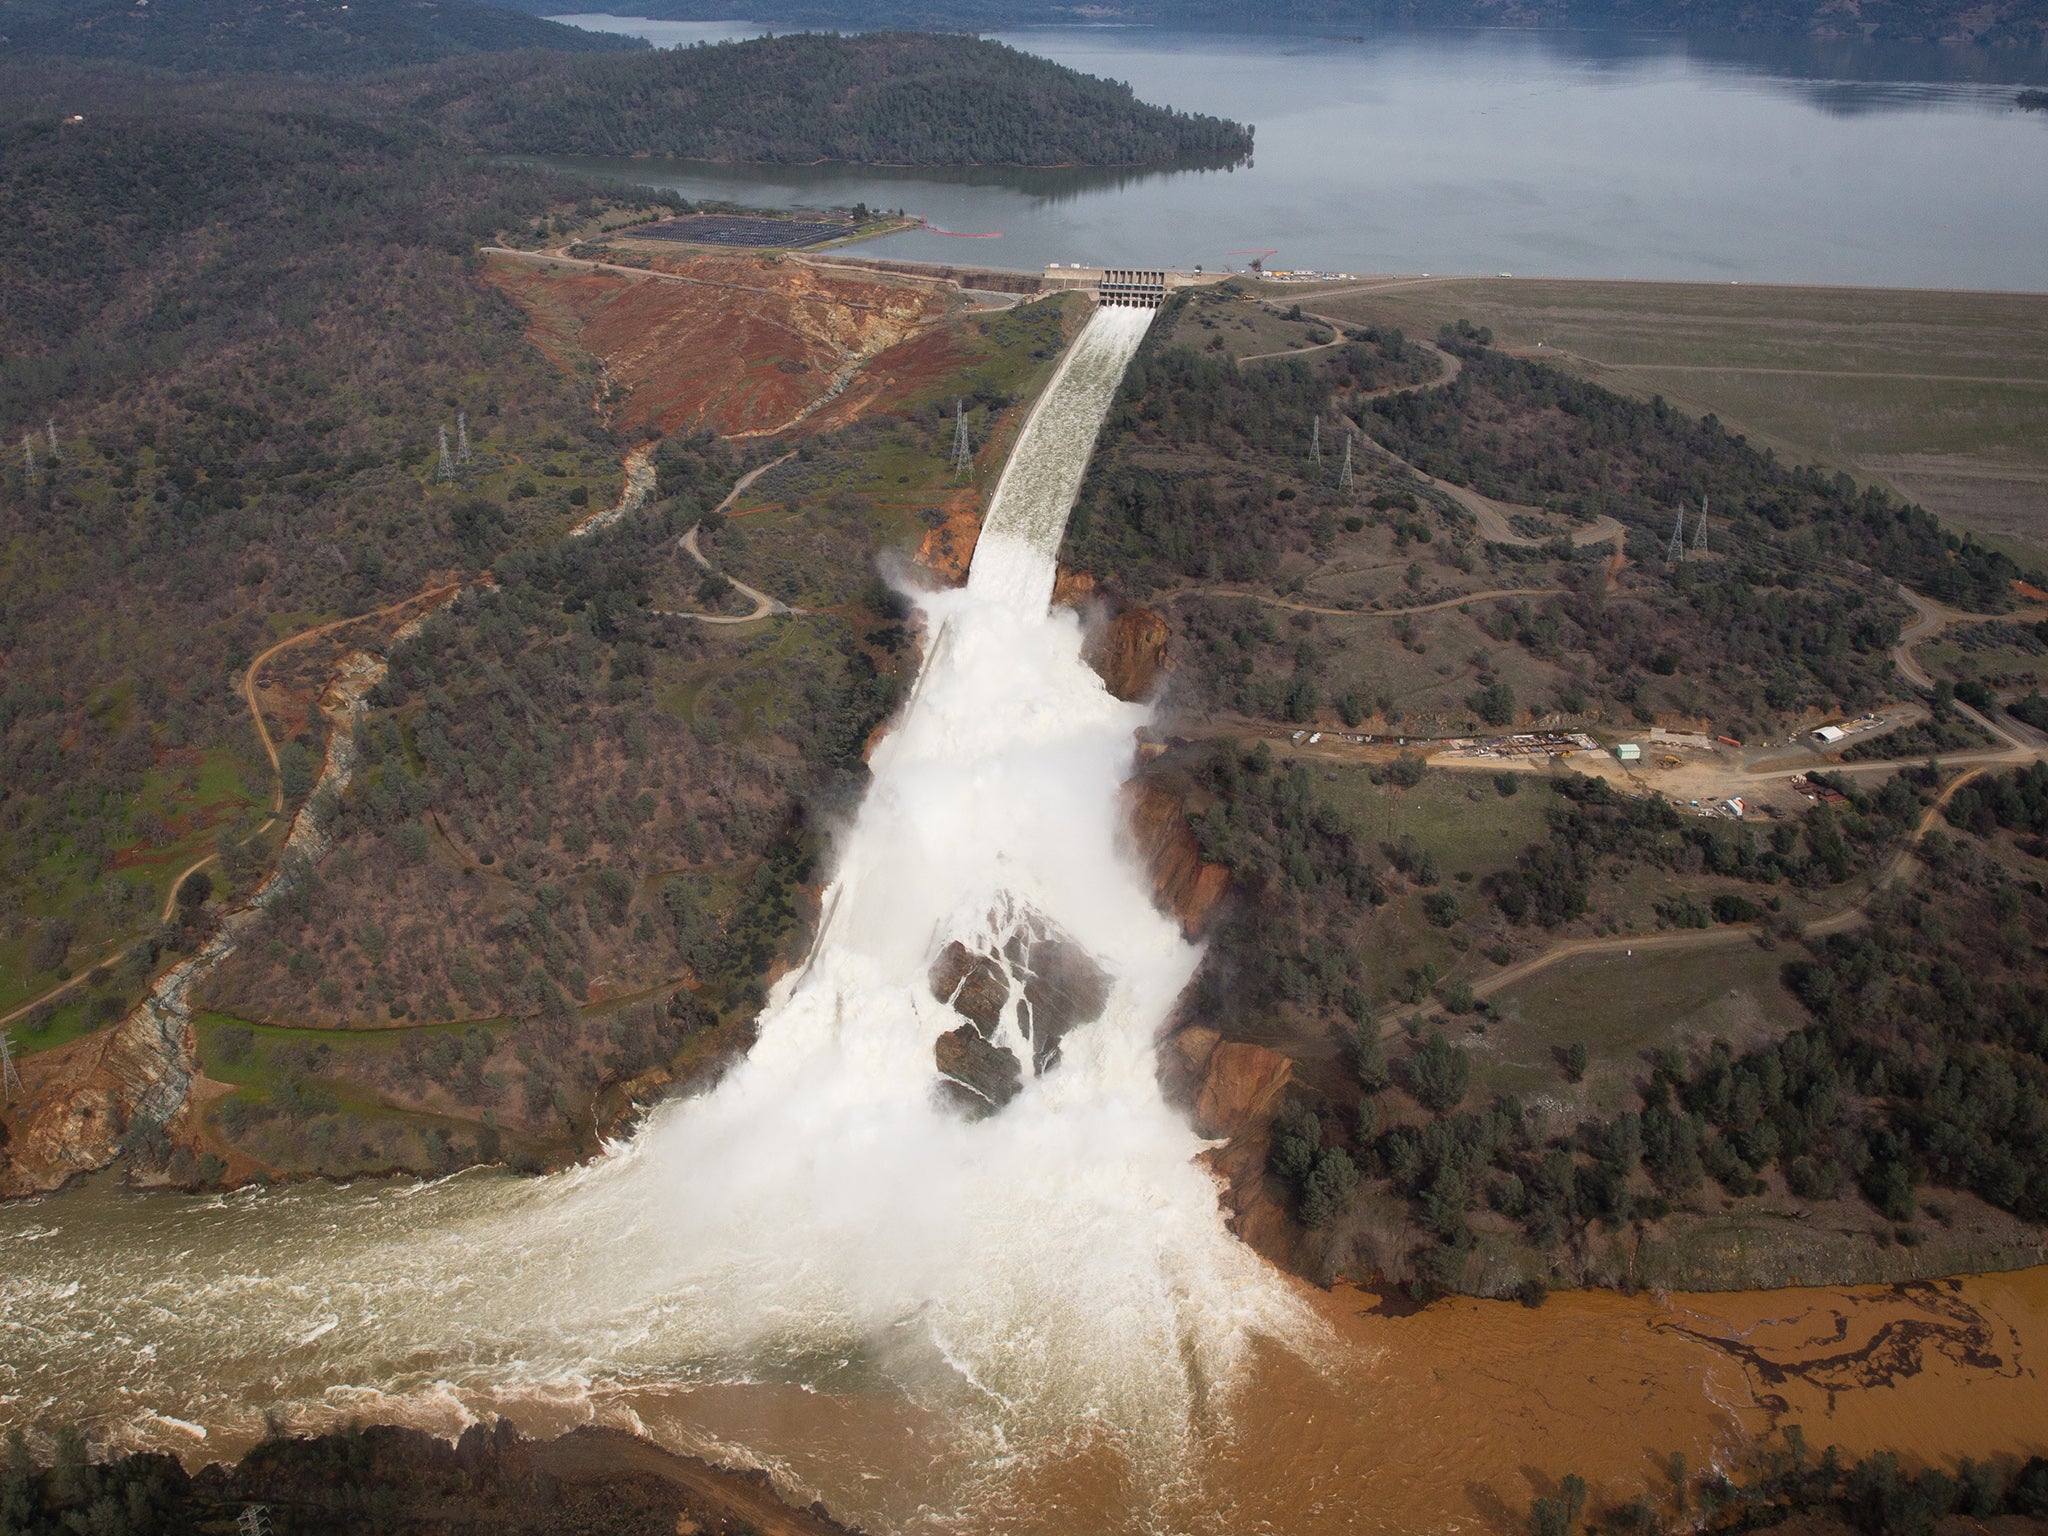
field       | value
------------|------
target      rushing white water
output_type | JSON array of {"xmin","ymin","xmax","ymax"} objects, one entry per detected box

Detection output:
[{"xmin": 0, "ymin": 305, "xmax": 1309, "ymax": 1526}]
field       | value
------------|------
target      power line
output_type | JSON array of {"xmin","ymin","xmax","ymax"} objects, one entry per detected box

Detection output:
[{"xmin": 951, "ymin": 399, "xmax": 973, "ymax": 482}]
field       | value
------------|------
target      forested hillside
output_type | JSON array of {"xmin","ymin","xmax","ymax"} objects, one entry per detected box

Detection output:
[
  {"xmin": 0, "ymin": 85, "xmax": 659, "ymax": 1034},
  {"xmin": 1061, "ymin": 285, "xmax": 2048, "ymax": 1295},
  {"xmin": 415, "ymin": 31, "xmax": 1253, "ymax": 166},
  {"xmin": 477, "ymin": 0, "xmax": 2048, "ymax": 46},
  {"xmin": 0, "ymin": 0, "xmax": 641, "ymax": 76}
]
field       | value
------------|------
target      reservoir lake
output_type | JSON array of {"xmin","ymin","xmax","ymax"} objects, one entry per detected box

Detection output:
[{"xmin": 546, "ymin": 17, "xmax": 2048, "ymax": 291}]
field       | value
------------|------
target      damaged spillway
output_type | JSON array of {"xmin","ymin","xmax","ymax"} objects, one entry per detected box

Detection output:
[{"xmin": 0, "ymin": 305, "xmax": 1309, "ymax": 1529}]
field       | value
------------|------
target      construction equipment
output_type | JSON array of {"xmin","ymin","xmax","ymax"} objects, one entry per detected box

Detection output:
[{"xmin": 1228, "ymin": 249, "xmax": 1278, "ymax": 272}]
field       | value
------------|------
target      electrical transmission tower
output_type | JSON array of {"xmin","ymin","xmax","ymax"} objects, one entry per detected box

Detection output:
[
  {"xmin": 237, "ymin": 1506, "xmax": 274, "ymax": 1536},
  {"xmin": 21, "ymin": 435, "xmax": 38, "ymax": 487},
  {"xmin": 951, "ymin": 399, "xmax": 972, "ymax": 481},
  {"xmin": 456, "ymin": 411, "xmax": 472, "ymax": 466},
  {"xmin": 1666, "ymin": 506, "xmax": 1686, "ymax": 564},
  {"xmin": 1692, "ymin": 495, "xmax": 1709, "ymax": 554},
  {"xmin": 45, "ymin": 419, "xmax": 57, "ymax": 454},
  {"xmin": 1337, "ymin": 432, "xmax": 1354, "ymax": 494},
  {"xmin": 436, "ymin": 426, "xmax": 455, "ymax": 483},
  {"xmin": 1309, "ymin": 415, "xmax": 1322, "ymax": 469},
  {"xmin": 1, "ymin": 1031, "xmax": 23, "ymax": 1103}
]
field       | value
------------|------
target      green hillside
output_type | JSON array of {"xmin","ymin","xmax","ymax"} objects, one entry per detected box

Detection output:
[{"xmin": 416, "ymin": 30, "xmax": 1253, "ymax": 166}]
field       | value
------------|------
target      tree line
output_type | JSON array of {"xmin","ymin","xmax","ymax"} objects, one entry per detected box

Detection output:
[
  {"xmin": 418, "ymin": 31, "xmax": 1253, "ymax": 167},
  {"xmin": 0, "ymin": 0, "xmax": 638, "ymax": 77}
]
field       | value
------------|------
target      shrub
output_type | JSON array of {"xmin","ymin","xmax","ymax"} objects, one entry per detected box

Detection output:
[
  {"xmin": 1300, "ymin": 1146, "xmax": 1359, "ymax": 1227},
  {"xmin": 1407, "ymin": 1031, "xmax": 1469, "ymax": 1113},
  {"xmin": 1468, "ymin": 681, "xmax": 1516, "ymax": 727}
]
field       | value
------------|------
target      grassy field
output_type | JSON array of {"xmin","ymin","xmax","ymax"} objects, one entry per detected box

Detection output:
[
  {"xmin": 1297, "ymin": 276, "xmax": 2048, "ymax": 568},
  {"xmin": 1470, "ymin": 941, "xmax": 1808, "ymax": 1119},
  {"xmin": 1157, "ymin": 285, "xmax": 1339, "ymax": 362},
  {"xmin": 1320, "ymin": 764, "xmax": 1557, "ymax": 880},
  {"xmin": 0, "ymin": 744, "xmax": 270, "ymax": 1020}
]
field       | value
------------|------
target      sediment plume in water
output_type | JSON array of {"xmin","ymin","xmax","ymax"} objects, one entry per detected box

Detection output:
[{"xmin": 0, "ymin": 305, "xmax": 1314, "ymax": 1524}]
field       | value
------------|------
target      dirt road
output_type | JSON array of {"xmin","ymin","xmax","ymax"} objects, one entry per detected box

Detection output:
[
  {"xmin": 1450, "ymin": 759, "xmax": 1992, "ymax": 1014},
  {"xmin": 1, "ymin": 583, "xmax": 468, "ymax": 1032},
  {"xmin": 1160, "ymin": 584, "xmax": 1567, "ymax": 620},
  {"xmin": 660, "ymin": 451, "xmax": 801, "ymax": 625}
]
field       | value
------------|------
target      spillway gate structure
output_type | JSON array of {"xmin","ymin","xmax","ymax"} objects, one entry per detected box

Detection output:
[{"xmin": 1039, "ymin": 264, "xmax": 1215, "ymax": 307}]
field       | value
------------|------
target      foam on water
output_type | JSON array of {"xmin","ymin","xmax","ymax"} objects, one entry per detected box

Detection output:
[{"xmin": 0, "ymin": 304, "xmax": 1310, "ymax": 1520}]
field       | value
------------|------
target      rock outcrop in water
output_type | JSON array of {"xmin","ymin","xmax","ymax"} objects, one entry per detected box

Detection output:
[{"xmin": 929, "ymin": 917, "xmax": 1111, "ymax": 1117}]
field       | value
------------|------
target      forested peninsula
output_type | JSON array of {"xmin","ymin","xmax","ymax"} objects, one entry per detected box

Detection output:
[
  {"xmin": 0, "ymin": 0, "xmax": 643, "ymax": 76},
  {"xmin": 414, "ymin": 31, "xmax": 1253, "ymax": 166}
]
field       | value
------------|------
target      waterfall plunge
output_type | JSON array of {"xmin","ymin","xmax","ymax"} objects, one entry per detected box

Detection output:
[
  {"xmin": 0, "ymin": 305, "xmax": 1311, "ymax": 1520},
  {"xmin": 516, "ymin": 301, "xmax": 1308, "ymax": 1461}
]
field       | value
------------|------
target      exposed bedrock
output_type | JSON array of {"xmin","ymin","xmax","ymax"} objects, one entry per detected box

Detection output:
[
  {"xmin": 1122, "ymin": 780, "xmax": 1230, "ymax": 938},
  {"xmin": 1159, "ymin": 1025, "xmax": 1297, "ymax": 1266},
  {"xmin": 1085, "ymin": 604, "xmax": 1172, "ymax": 702},
  {"xmin": 928, "ymin": 917, "xmax": 1111, "ymax": 1118}
]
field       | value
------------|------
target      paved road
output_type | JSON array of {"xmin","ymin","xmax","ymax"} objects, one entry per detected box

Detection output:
[{"xmin": 481, "ymin": 244, "xmax": 902, "ymax": 315}]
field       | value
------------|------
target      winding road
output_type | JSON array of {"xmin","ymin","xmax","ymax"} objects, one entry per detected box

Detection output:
[
  {"xmin": 1239, "ymin": 302, "xmax": 1627, "ymax": 555},
  {"xmin": 1161, "ymin": 583, "xmax": 1567, "ymax": 620},
  {"xmin": 1386, "ymin": 756, "xmax": 1998, "ymax": 1029},
  {"xmin": 1, "ymin": 583, "xmax": 469, "ymax": 1033},
  {"xmin": 660, "ymin": 451, "xmax": 802, "ymax": 625}
]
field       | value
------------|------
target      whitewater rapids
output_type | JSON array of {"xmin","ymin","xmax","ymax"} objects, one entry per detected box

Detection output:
[{"xmin": 0, "ymin": 305, "xmax": 1310, "ymax": 1522}]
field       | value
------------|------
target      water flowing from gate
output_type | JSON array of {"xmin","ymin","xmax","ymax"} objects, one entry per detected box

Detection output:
[{"xmin": 0, "ymin": 303, "xmax": 1312, "ymax": 1528}]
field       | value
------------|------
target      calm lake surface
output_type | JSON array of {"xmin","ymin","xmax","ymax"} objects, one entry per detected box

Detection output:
[{"xmin": 546, "ymin": 16, "xmax": 2048, "ymax": 290}]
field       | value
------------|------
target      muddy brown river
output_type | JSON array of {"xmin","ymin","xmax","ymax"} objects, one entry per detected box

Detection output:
[{"xmin": 547, "ymin": 1266, "xmax": 2048, "ymax": 1534}]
